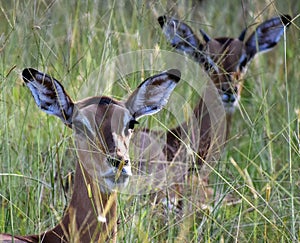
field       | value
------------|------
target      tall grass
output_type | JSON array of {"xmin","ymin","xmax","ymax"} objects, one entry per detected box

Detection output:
[{"xmin": 0, "ymin": 0, "xmax": 299, "ymax": 241}]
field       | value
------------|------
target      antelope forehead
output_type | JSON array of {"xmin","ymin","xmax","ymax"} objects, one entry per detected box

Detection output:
[
  {"xmin": 110, "ymin": 111, "xmax": 131, "ymax": 152},
  {"xmin": 109, "ymin": 107, "xmax": 132, "ymax": 135},
  {"xmin": 206, "ymin": 39, "xmax": 245, "ymax": 69},
  {"xmin": 112, "ymin": 132, "xmax": 129, "ymax": 155}
]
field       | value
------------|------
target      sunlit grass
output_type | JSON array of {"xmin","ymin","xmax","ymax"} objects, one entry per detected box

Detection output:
[{"xmin": 0, "ymin": 0, "xmax": 299, "ymax": 241}]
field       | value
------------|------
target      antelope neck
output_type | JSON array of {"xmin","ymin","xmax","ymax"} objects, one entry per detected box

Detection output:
[{"xmin": 13, "ymin": 163, "xmax": 118, "ymax": 243}]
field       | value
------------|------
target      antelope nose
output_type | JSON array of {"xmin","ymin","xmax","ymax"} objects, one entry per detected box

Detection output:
[
  {"xmin": 108, "ymin": 157, "xmax": 129, "ymax": 168},
  {"xmin": 122, "ymin": 165, "xmax": 132, "ymax": 177},
  {"xmin": 121, "ymin": 159, "xmax": 132, "ymax": 176},
  {"xmin": 107, "ymin": 157, "xmax": 132, "ymax": 176},
  {"xmin": 222, "ymin": 92, "xmax": 236, "ymax": 103}
]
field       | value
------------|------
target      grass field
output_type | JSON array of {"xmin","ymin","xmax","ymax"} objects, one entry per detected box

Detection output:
[{"xmin": 0, "ymin": 0, "xmax": 299, "ymax": 242}]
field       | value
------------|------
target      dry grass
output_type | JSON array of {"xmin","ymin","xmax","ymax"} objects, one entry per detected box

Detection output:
[{"xmin": 0, "ymin": 0, "xmax": 299, "ymax": 241}]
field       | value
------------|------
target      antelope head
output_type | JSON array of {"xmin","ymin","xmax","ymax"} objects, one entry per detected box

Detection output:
[
  {"xmin": 158, "ymin": 15, "xmax": 291, "ymax": 113},
  {"xmin": 22, "ymin": 68, "xmax": 181, "ymax": 192}
]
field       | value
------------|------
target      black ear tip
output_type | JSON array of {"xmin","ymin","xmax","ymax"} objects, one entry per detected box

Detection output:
[
  {"xmin": 22, "ymin": 68, "xmax": 38, "ymax": 82},
  {"xmin": 281, "ymin": 15, "xmax": 292, "ymax": 26},
  {"xmin": 158, "ymin": 15, "xmax": 167, "ymax": 28},
  {"xmin": 238, "ymin": 28, "xmax": 247, "ymax": 41},
  {"xmin": 166, "ymin": 69, "xmax": 181, "ymax": 82}
]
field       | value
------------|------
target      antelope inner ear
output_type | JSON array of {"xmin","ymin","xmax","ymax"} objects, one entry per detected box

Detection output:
[
  {"xmin": 22, "ymin": 68, "xmax": 74, "ymax": 126},
  {"xmin": 125, "ymin": 69, "xmax": 181, "ymax": 120}
]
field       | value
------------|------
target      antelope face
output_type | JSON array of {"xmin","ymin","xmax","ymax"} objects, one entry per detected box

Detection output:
[
  {"xmin": 158, "ymin": 15, "xmax": 291, "ymax": 114},
  {"xmin": 203, "ymin": 38, "xmax": 246, "ymax": 113},
  {"xmin": 22, "ymin": 68, "xmax": 180, "ymax": 192},
  {"xmin": 73, "ymin": 98, "xmax": 135, "ymax": 191}
]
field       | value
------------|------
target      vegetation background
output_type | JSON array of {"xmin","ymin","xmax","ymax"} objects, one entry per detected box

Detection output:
[{"xmin": 0, "ymin": 0, "xmax": 299, "ymax": 241}]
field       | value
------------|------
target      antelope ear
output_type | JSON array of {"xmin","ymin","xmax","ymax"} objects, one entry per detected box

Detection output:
[
  {"xmin": 125, "ymin": 69, "xmax": 181, "ymax": 120},
  {"xmin": 158, "ymin": 16, "xmax": 202, "ymax": 59},
  {"xmin": 199, "ymin": 29, "xmax": 211, "ymax": 43},
  {"xmin": 245, "ymin": 15, "xmax": 292, "ymax": 60},
  {"xmin": 22, "ymin": 68, "xmax": 74, "ymax": 126}
]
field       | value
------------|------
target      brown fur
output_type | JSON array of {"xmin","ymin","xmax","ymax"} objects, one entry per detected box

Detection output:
[
  {"xmin": 157, "ymin": 14, "xmax": 292, "ymax": 211},
  {"xmin": 0, "ymin": 68, "xmax": 180, "ymax": 242}
]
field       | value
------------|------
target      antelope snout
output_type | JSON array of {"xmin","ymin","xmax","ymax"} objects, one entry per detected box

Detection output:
[
  {"xmin": 107, "ymin": 156, "xmax": 132, "ymax": 176},
  {"xmin": 121, "ymin": 164, "xmax": 132, "ymax": 177},
  {"xmin": 222, "ymin": 92, "xmax": 236, "ymax": 104}
]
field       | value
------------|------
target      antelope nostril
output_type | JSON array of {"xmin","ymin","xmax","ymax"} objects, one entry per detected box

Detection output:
[
  {"xmin": 107, "ymin": 157, "xmax": 129, "ymax": 168},
  {"xmin": 114, "ymin": 160, "xmax": 121, "ymax": 168},
  {"xmin": 222, "ymin": 93, "xmax": 236, "ymax": 103},
  {"xmin": 230, "ymin": 95, "xmax": 236, "ymax": 103},
  {"xmin": 107, "ymin": 157, "xmax": 120, "ymax": 168}
]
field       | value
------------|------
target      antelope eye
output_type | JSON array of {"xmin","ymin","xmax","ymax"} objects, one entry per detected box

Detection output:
[{"xmin": 128, "ymin": 120, "xmax": 139, "ymax": 130}]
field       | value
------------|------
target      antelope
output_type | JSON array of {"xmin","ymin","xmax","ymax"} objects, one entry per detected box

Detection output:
[
  {"xmin": 0, "ymin": 67, "xmax": 180, "ymax": 242},
  {"xmin": 154, "ymin": 15, "xmax": 292, "ymax": 211},
  {"xmin": 158, "ymin": 14, "xmax": 292, "ymax": 168}
]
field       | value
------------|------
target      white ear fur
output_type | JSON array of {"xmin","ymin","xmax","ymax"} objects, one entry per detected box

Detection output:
[
  {"xmin": 22, "ymin": 68, "xmax": 74, "ymax": 126},
  {"xmin": 125, "ymin": 69, "xmax": 181, "ymax": 120},
  {"xmin": 158, "ymin": 16, "xmax": 201, "ymax": 57},
  {"xmin": 245, "ymin": 15, "xmax": 291, "ymax": 60}
]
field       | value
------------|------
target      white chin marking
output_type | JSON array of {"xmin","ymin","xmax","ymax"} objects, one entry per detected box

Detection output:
[
  {"xmin": 104, "ymin": 176, "xmax": 130, "ymax": 192},
  {"xmin": 223, "ymin": 102, "xmax": 237, "ymax": 114},
  {"xmin": 221, "ymin": 95, "xmax": 239, "ymax": 114}
]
